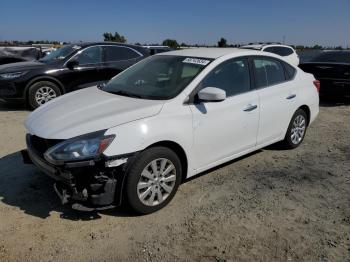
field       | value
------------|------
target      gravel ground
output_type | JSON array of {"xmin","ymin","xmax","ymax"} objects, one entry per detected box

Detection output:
[{"xmin": 0, "ymin": 99, "xmax": 349, "ymax": 262}]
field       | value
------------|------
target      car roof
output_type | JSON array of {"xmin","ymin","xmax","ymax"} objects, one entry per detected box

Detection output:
[
  {"xmin": 143, "ymin": 45, "xmax": 170, "ymax": 49},
  {"xmin": 69, "ymin": 42, "xmax": 138, "ymax": 48},
  {"xmin": 66, "ymin": 42, "xmax": 149, "ymax": 55},
  {"xmin": 158, "ymin": 48, "xmax": 259, "ymax": 59},
  {"xmin": 241, "ymin": 44, "xmax": 294, "ymax": 50}
]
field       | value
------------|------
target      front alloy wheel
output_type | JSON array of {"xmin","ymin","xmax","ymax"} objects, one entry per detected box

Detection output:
[
  {"xmin": 28, "ymin": 81, "xmax": 61, "ymax": 109},
  {"xmin": 125, "ymin": 147, "xmax": 182, "ymax": 214},
  {"xmin": 35, "ymin": 86, "xmax": 58, "ymax": 105},
  {"xmin": 137, "ymin": 158, "xmax": 177, "ymax": 206}
]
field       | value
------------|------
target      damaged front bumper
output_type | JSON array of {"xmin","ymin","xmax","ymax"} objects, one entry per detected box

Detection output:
[{"xmin": 22, "ymin": 134, "xmax": 133, "ymax": 211}]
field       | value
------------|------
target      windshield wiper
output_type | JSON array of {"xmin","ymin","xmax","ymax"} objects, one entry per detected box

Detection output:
[{"xmin": 109, "ymin": 90, "xmax": 143, "ymax": 99}]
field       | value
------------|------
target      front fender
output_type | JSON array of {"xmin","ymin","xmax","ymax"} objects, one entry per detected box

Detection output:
[
  {"xmin": 103, "ymin": 105, "xmax": 195, "ymax": 177},
  {"xmin": 24, "ymin": 75, "xmax": 66, "ymax": 98}
]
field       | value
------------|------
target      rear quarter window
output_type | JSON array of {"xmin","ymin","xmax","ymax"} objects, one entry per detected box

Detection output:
[{"xmin": 283, "ymin": 62, "xmax": 296, "ymax": 80}]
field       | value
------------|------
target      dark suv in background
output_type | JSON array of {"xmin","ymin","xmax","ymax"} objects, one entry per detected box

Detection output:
[
  {"xmin": 0, "ymin": 42, "xmax": 149, "ymax": 108},
  {"xmin": 299, "ymin": 51, "xmax": 350, "ymax": 97}
]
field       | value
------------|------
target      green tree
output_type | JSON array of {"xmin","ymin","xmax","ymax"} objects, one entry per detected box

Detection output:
[
  {"xmin": 218, "ymin": 37, "xmax": 228, "ymax": 47},
  {"xmin": 162, "ymin": 39, "xmax": 179, "ymax": 49},
  {"xmin": 312, "ymin": 44, "xmax": 323, "ymax": 50},
  {"xmin": 103, "ymin": 32, "xmax": 127, "ymax": 43}
]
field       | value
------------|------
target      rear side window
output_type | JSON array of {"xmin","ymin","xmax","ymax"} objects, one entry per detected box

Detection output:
[
  {"xmin": 200, "ymin": 58, "xmax": 251, "ymax": 97},
  {"xmin": 104, "ymin": 46, "xmax": 141, "ymax": 61},
  {"xmin": 264, "ymin": 46, "xmax": 294, "ymax": 57},
  {"xmin": 253, "ymin": 58, "xmax": 286, "ymax": 88}
]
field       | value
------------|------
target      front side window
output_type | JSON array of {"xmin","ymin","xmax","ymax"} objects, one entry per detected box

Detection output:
[
  {"xmin": 76, "ymin": 46, "xmax": 102, "ymax": 65},
  {"xmin": 104, "ymin": 46, "xmax": 140, "ymax": 62},
  {"xmin": 253, "ymin": 58, "xmax": 286, "ymax": 88},
  {"xmin": 102, "ymin": 55, "xmax": 212, "ymax": 100},
  {"xmin": 39, "ymin": 45, "xmax": 79, "ymax": 63},
  {"xmin": 199, "ymin": 58, "xmax": 251, "ymax": 97}
]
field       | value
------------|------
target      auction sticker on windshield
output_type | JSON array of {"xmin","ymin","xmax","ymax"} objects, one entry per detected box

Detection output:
[{"xmin": 183, "ymin": 58, "xmax": 210, "ymax": 66}]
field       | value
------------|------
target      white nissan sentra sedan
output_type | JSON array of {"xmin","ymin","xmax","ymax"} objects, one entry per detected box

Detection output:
[{"xmin": 22, "ymin": 48, "xmax": 319, "ymax": 214}]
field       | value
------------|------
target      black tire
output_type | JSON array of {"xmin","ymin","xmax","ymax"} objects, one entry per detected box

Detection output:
[
  {"xmin": 125, "ymin": 147, "xmax": 182, "ymax": 214},
  {"xmin": 282, "ymin": 109, "xmax": 308, "ymax": 149},
  {"xmin": 28, "ymin": 81, "xmax": 61, "ymax": 109}
]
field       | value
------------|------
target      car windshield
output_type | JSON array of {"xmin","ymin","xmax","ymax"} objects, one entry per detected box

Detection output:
[
  {"xmin": 102, "ymin": 55, "xmax": 213, "ymax": 100},
  {"xmin": 39, "ymin": 45, "xmax": 80, "ymax": 63}
]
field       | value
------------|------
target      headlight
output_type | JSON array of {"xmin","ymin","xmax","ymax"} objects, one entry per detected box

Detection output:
[
  {"xmin": 0, "ymin": 71, "xmax": 27, "ymax": 79},
  {"xmin": 44, "ymin": 131, "xmax": 115, "ymax": 164}
]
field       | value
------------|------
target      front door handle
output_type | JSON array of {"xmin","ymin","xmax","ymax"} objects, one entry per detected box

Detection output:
[
  {"xmin": 243, "ymin": 104, "xmax": 258, "ymax": 112},
  {"xmin": 286, "ymin": 94, "xmax": 296, "ymax": 100}
]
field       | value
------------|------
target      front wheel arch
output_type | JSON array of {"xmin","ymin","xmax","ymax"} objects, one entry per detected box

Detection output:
[
  {"xmin": 124, "ymin": 146, "xmax": 183, "ymax": 214},
  {"xmin": 25, "ymin": 76, "xmax": 66, "ymax": 101},
  {"xmin": 144, "ymin": 141, "xmax": 188, "ymax": 182}
]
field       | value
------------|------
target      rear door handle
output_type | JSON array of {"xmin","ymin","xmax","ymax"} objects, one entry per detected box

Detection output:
[
  {"xmin": 286, "ymin": 94, "xmax": 296, "ymax": 100},
  {"xmin": 243, "ymin": 104, "xmax": 258, "ymax": 112}
]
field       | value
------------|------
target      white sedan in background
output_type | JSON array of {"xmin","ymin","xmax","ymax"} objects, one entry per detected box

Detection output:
[
  {"xmin": 23, "ymin": 48, "xmax": 319, "ymax": 214},
  {"xmin": 241, "ymin": 43, "xmax": 300, "ymax": 66}
]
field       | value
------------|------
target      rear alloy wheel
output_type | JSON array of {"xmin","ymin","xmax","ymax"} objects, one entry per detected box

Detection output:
[
  {"xmin": 282, "ymin": 109, "xmax": 308, "ymax": 149},
  {"xmin": 125, "ymin": 147, "xmax": 182, "ymax": 214},
  {"xmin": 291, "ymin": 115, "xmax": 306, "ymax": 145},
  {"xmin": 28, "ymin": 81, "xmax": 61, "ymax": 109}
]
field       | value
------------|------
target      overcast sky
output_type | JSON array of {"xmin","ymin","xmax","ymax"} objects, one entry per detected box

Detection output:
[{"xmin": 1, "ymin": 0, "xmax": 349, "ymax": 47}]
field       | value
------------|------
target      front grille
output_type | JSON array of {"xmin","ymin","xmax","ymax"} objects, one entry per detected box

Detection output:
[{"xmin": 29, "ymin": 135, "xmax": 63, "ymax": 156}]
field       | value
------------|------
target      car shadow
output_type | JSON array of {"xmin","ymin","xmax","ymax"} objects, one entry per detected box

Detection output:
[
  {"xmin": 0, "ymin": 151, "xmax": 136, "ymax": 220},
  {"xmin": 0, "ymin": 150, "xmax": 264, "ymax": 220},
  {"xmin": 0, "ymin": 101, "xmax": 29, "ymax": 112}
]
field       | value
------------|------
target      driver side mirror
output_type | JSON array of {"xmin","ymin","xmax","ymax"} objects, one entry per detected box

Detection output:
[
  {"xmin": 197, "ymin": 87, "xmax": 226, "ymax": 102},
  {"xmin": 66, "ymin": 60, "xmax": 79, "ymax": 70}
]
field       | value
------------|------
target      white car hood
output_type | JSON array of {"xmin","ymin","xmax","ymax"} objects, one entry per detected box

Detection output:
[{"xmin": 25, "ymin": 87, "xmax": 164, "ymax": 139}]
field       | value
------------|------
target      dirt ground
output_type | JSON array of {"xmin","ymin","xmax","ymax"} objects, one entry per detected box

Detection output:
[{"xmin": 0, "ymin": 99, "xmax": 349, "ymax": 262}]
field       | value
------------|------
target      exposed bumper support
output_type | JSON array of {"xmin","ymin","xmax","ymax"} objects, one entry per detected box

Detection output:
[
  {"xmin": 54, "ymin": 183, "xmax": 116, "ymax": 211},
  {"xmin": 22, "ymin": 144, "xmax": 131, "ymax": 211},
  {"xmin": 54, "ymin": 183, "xmax": 70, "ymax": 205}
]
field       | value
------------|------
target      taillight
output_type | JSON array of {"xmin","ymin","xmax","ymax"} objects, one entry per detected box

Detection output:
[{"xmin": 313, "ymin": 80, "xmax": 320, "ymax": 92}]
